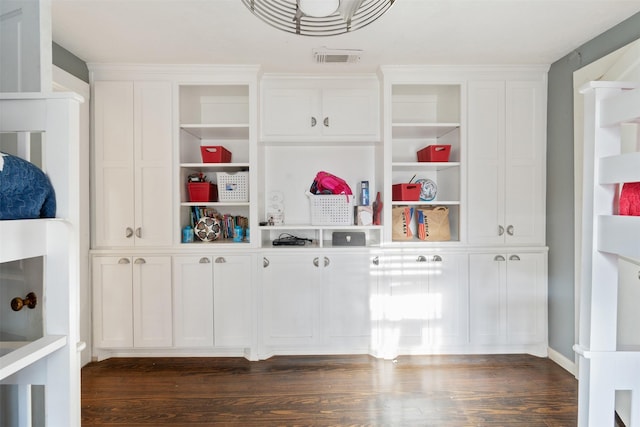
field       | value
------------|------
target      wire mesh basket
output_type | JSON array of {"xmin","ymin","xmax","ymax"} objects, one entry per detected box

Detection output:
[
  {"xmin": 216, "ymin": 172, "xmax": 249, "ymax": 202},
  {"xmin": 308, "ymin": 193, "xmax": 354, "ymax": 225}
]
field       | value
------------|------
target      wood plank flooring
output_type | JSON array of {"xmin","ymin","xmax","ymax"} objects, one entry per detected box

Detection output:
[{"xmin": 82, "ymin": 354, "xmax": 578, "ymax": 426}]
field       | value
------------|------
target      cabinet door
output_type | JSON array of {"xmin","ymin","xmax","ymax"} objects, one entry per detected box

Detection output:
[
  {"xmin": 321, "ymin": 89, "xmax": 379, "ymax": 138},
  {"xmin": 262, "ymin": 254, "xmax": 320, "ymax": 347},
  {"xmin": 93, "ymin": 81, "xmax": 135, "ymax": 247},
  {"xmin": 467, "ymin": 80, "xmax": 546, "ymax": 246},
  {"xmin": 469, "ymin": 252, "xmax": 547, "ymax": 347},
  {"xmin": 261, "ymin": 87, "xmax": 379, "ymax": 140},
  {"xmin": 467, "ymin": 81, "xmax": 506, "ymax": 245},
  {"xmin": 92, "ymin": 256, "xmax": 133, "ymax": 348},
  {"xmin": 322, "ymin": 252, "xmax": 375, "ymax": 349},
  {"xmin": 469, "ymin": 253, "xmax": 506, "ymax": 345},
  {"xmin": 428, "ymin": 253, "xmax": 469, "ymax": 346},
  {"xmin": 385, "ymin": 253, "xmax": 430, "ymax": 350},
  {"xmin": 504, "ymin": 81, "xmax": 546, "ymax": 246},
  {"xmin": 172, "ymin": 255, "xmax": 214, "ymax": 347},
  {"xmin": 262, "ymin": 88, "xmax": 319, "ymax": 138},
  {"xmin": 132, "ymin": 256, "xmax": 172, "ymax": 347},
  {"xmin": 213, "ymin": 255, "xmax": 253, "ymax": 347},
  {"xmin": 385, "ymin": 253, "xmax": 469, "ymax": 351},
  {"xmin": 133, "ymin": 81, "xmax": 173, "ymax": 246},
  {"xmin": 93, "ymin": 81, "xmax": 173, "ymax": 247},
  {"xmin": 505, "ymin": 252, "xmax": 547, "ymax": 344}
]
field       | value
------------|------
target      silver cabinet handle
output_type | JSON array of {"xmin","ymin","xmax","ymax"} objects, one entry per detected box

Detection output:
[
  {"xmin": 313, "ymin": 257, "xmax": 320, "ymax": 267},
  {"xmin": 506, "ymin": 225, "xmax": 514, "ymax": 236},
  {"xmin": 509, "ymin": 255, "xmax": 521, "ymax": 261},
  {"xmin": 498, "ymin": 225, "xmax": 505, "ymax": 236},
  {"xmin": 134, "ymin": 258, "xmax": 146, "ymax": 265},
  {"xmin": 311, "ymin": 117, "xmax": 317, "ymax": 127},
  {"xmin": 372, "ymin": 256, "xmax": 379, "ymax": 266},
  {"xmin": 323, "ymin": 117, "xmax": 329, "ymax": 127},
  {"xmin": 199, "ymin": 257, "xmax": 210, "ymax": 264},
  {"xmin": 118, "ymin": 258, "xmax": 130, "ymax": 264},
  {"xmin": 324, "ymin": 257, "xmax": 330, "ymax": 267},
  {"xmin": 215, "ymin": 257, "xmax": 226, "ymax": 263},
  {"xmin": 263, "ymin": 257, "xmax": 270, "ymax": 268},
  {"xmin": 432, "ymin": 255, "xmax": 442, "ymax": 262},
  {"xmin": 638, "ymin": 270, "xmax": 640, "ymax": 280},
  {"xmin": 125, "ymin": 227, "xmax": 134, "ymax": 238},
  {"xmin": 494, "ymin": 255, "xmax": 506, "ymax": 262},
  {"xmin": 417, "ymin": 255, "xmax": 427, "ymax": 262},
  {"xmin": 135, "ymin": 227, "xmax": 142, "ymax": 238}
]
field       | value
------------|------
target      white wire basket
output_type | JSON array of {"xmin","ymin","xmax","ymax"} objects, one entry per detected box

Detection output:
[
  {"xmin": 216, "ymin": 172, "xmax": 249, "ymax": 202},
  {"xmin": 308, "ymin": 192, "xmax": 354, "ymax": 225}
]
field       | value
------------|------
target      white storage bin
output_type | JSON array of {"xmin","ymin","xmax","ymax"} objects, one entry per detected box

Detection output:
[
  {"xmin": 216, "ymin": 172, "xmax": 249, "ymax": 202},
  {"xmin": 308, "ymin": 193, "xmax": 354, "ymax": 225}
]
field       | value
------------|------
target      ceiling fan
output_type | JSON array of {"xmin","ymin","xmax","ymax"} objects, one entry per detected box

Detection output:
[{"xmin": 241, "ymin": 0, "xmax": 396, "ymax": 36}]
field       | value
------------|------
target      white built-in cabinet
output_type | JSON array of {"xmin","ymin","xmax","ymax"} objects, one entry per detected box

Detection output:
[
  {"xmin": 93, "ymin": 80, "xmax": 173, "ymax": 248},
  {"xmin": 89, "ymin": 65, "xmax": 549, "ymax": 361},
  {"xmin": 260, "ymin": 251, "xmax": 376, "ymax": 356},
  {"xmin": 261, "ymin": 80, "xmax": 379, "ymax": 142},
  {"xmin": 172, "ymin": 255, "xmax": 215, "ymax": 347},
  {"xmin": 92, "ymin": 255, "xmax": 172, "ymax": 349},
  {"xmin": 212, "ymin": 254, "xmax": 253, "ymax": 347},
  {"xmin": 380, "ymin": 252, "xmax": 468, "ymax": 357},
  {"xmin": 468, "ymin": 251, "xmax": 547, "ymax": 354},
  {"xmin": 467, "ymin": 80, "xmax": 546, "ymax": 246},
  {"xmin": 172, "ymin": 254, "xmax": 253, "ymax": 348}
]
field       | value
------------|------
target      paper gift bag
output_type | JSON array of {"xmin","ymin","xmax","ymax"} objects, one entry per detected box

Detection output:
[
  {"xmin": 417, "ymin": 206, "xmax": 450, "ymax": 241},
  {"xmin": 392, "ymin": 206, "xmax": 414, "ymax": 240}
]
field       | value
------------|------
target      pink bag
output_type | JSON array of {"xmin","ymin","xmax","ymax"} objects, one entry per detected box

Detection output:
[
  {"xmin": 310, "ymin": 171, "xmax": 353, "ymax": 196},
  {"xmin": 620, "ymin": 182, "xmax": 640, "ymax": 216}
]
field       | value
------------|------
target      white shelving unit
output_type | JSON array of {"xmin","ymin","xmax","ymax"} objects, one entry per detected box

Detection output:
[
  {"xmin": 258, "ymin": 75, "xmax": 383, "ymax": 249},
  {"xmin": 382, "ymin": 77, "xmax": 463, "ymax": 244},
  {"xmin": 178, "ymin": 83, "xmax": 257, "ymax": 246},
  {"xmin": 0, "ymin": 93, "xmax": 83, "ymax": 426},
  {"xmin": 575, "ymin": 81, "xmax": 640, "ymax": 427}
]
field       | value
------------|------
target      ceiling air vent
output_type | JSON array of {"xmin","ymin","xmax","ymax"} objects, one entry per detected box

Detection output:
[{"xmin": 313, "ymin": 48, "xmax": 362, "ymax": 64}]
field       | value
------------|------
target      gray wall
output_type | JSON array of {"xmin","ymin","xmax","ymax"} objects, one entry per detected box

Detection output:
[
  {"xmin": 52, "ymin": 42, "xmax": 88, "ymax": 83},
  {"xmin": 546, "ymin": 12, "xmax": 640, "ymax": 360}
]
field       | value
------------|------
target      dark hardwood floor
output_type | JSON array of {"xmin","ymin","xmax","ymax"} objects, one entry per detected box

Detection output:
[{"xmin": 82, "ymin": 354, "xmax": 578, "ymax": 426}]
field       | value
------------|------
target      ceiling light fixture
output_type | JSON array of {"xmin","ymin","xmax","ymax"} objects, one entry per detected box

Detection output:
[{"xmin": 241, "ymin": 0, "xmax": 396, "ymax": 37}]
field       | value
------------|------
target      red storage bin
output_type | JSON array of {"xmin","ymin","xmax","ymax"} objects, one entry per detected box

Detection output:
[
  {"xmin": 417, "ymin": 145, "xmax": 451, "ymax": 162},
  {"xmin": 200, "ymin": 146, "xmax": 232, "ymax": 163},
  {"xmin": 188, "ymin": 183, "xmax": 218, "ymax": 202},
  {"xmin": 392, "ymin": 183, "xmax": 421, "ymax": 201}
]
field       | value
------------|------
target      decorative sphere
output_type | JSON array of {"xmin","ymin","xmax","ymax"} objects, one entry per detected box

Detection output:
[{"xmin": 195, "ymin": 217, "xmax": 221, "ymax": 242}]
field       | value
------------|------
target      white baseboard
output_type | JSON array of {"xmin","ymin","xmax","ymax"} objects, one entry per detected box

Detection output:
[{"xmin": 548, "ymin": 346, "xmax": 577, "ymax": 377}]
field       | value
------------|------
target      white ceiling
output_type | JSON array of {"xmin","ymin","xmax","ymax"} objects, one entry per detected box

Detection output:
[{"xmin": 51, "ymin": 0, "xmax": 640, "ymax": 73}]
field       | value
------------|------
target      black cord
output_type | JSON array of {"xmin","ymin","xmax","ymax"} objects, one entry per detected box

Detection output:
[
  {"xmin": 276, "ymin": 233, "xmax": 312, "ymax": 242},
  {"xmin": 273, "ymin": 233, "xmax": 313, "ymax": 245}
]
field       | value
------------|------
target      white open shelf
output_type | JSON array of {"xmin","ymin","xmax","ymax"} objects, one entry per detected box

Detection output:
[
  {"xmin": 180, "ymin": 124, "xmax": 250, "ymax": 140},
  {"xmin": 599, "ymin": 151, "xmax": 640, "ymax": 184},
  {"xmin": 597, "ymin": 215, "xmax": 640, "ymax": 259},
  {"xmin": 599, "ymin": 82, "xmax": 640, "ymax": 127},
  {"xmin": 0, "ymin": 219, "xmax": 48, "ymax": 262},
  {"xmin": 391, "ymin": 123, "xmax": 460, "ymax": 139},
  {"xmin": 392, "ymin": 161, "xmax": 460, "ymax": 171},
  {"xmin": 0, "ymin": 335, "xmax": 67, "ymax": 381}
]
